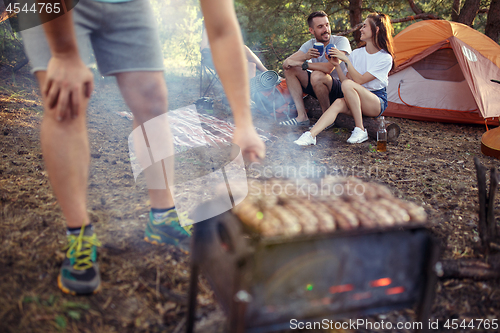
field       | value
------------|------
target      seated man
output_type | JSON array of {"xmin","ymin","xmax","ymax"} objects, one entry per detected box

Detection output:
[
  {"xmin": 201, "ymin": 26, "xmax": 268, "ymax": 79},
  {"xmin": 280, "ymin": 11, "xmax": 351, "ymax": 126}
]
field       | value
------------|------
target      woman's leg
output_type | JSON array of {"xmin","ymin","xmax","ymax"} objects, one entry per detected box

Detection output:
[
  {"xmin": 340, "ymin": 79, "xmax": 381, "ymax": 130},
  {"xmin": 309, "ymin": 98, "xmax": 348, "ymax": 137}
]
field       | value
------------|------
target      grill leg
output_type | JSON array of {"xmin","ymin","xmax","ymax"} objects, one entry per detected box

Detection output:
[
  {"xmin": 186, "ymin": 226, "xmax": 200, "ymax": 333},
  {"xmin": 186, "ymin": 262, "xmax": 198, "ymax": 333},
  {"xmin": 415, "ymin": 236, "xmax": 441, "ymax": 333}
]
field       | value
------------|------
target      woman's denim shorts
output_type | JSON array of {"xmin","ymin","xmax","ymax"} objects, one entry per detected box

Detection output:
[{"xmin": 370, "ymin": 87, "xmax": 388, "ymax": 117}]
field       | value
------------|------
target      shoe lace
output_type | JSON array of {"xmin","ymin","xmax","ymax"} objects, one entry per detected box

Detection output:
[
  {"xmin": 65, "ymin": 226, "xmax": 102, "ymax": 270},
  {"xmin": 179, "ymin": 212, "xmax": 194, "ymax": 236}
]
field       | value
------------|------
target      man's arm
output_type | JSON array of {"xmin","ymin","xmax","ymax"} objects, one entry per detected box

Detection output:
[
  {"xmin": 283, "ymin": 50, "xmax": 334, "ymax": 74},
  {"xmin": 40, "ymin": 4, "xmax": 93, "ymax": 121},
  {"xmin": 200, "ymin": 0, "xmax": 265, "ymax": 162},
  {"xmin": 283, "ymin": 50, "xmax": 310, "ymax": 69},
  {"xmin": 307, "ymin": 62, "xmax": 334, "ymax": 74}
]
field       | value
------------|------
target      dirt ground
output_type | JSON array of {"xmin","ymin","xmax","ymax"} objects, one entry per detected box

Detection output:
[{"xmin": 1, "ymin": 66, "xmax": 500, "ymax": 333}]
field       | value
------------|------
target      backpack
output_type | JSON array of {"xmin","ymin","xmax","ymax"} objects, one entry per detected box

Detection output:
[{"xmin": 250, "ymin": 71, "xmax": 297, "ymax": 120}]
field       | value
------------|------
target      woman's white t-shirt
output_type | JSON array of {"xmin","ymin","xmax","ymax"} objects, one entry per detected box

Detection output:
[{"xmin": 349, "ymin": 47, "xmax": 393, "ymax": 91}]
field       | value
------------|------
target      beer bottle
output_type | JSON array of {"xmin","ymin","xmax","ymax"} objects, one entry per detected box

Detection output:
[{"xmin": 377, "ymin": 116, "xmax": 387, "ymax": 152}]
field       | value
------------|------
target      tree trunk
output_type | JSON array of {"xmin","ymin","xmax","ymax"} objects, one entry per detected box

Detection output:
[
  {"xmin": 451, "ymin": 0, "xmax": 462, "ymax": 21},
  {"xmin": 457, "ymin": 0, "xmax": 480, "ymax": 26},
  {"xmin": 485, "ymin": 0, "xmax": 500, "ymax": 43},
  {"xmin": 349, "ymin": 0, "xmax": 363, "ymax": 45}
]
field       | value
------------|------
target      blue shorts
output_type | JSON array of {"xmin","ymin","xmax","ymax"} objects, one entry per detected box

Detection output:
[{"xmin": 370, "ymin": 87, "xmax": 388, "ymax": 117}]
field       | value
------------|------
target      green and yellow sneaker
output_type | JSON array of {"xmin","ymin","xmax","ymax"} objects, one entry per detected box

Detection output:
[
  {"xmin": 144, "ymin": 209, "xmax": 193, "ymax": 253},
  {"xmin": 58, "ymin": 225, "xmax": 102, "ymax": 295}
]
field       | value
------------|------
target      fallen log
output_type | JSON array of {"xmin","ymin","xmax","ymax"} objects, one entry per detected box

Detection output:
[
  {"xmin": 304, "ymin": 96, "xmax": 401, "ymax": 142},
  {"xmin": 333, "ymin": 114, "xmax": 401, "ymax": 142},
  {"xmin": 440, "ymin": 259, "xmax": 500, "ymax": 280}
]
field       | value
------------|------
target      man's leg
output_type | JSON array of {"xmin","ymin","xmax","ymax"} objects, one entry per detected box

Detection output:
[
  {"xmin": 283, "ymin": 66, "xmax": 309, "ymax": 122},
  {"xmin": 37, "ymin": 71, "xmax": 101, "ymax": 295},
  {"xmin": 310, "ymin": 71, "xmax": 333, "ymax": 113},
  {"xmin": 37, "ymin": 71, "xmax": 91, "ymax": 228},
  {"xmin": 115, "ymin": 71, "xmax": 174, "ymax": 209},
  {"xmin": 115, "ymin": 71, "xmax": 191, "ymax": 252}
]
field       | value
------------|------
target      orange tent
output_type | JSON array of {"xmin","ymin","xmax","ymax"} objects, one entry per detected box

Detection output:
[{"xmin": 385, "ymin": 20, "xmax": 500, "ymax": 125}]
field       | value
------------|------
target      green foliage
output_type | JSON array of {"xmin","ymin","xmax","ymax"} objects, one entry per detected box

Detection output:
[
  {"xmin": 19, "ymin": 295, "xmax": 89, "ymax": 329},
  {"xmin": 66, "ymin": 310, "xmax": 81, "ymax": 320},
  {"xmin": 235, "ymin": 0, "xmax": 497, "ymax": 71},
  {"xmin": 55, "ymin": 315, "xmax": 67, "ymax": 329},
  {"xmin": 62, "ymin": 301, "xmax": 90, "ymax": 310},
  {"xmin": 150, "ymin": 0, "xmax": 203, "ymax": 73},
  {"xmin": 22, "ymin": 295, "xmax": 40, "ymax": 304},
  {"xmin": 0, "ymin": 21, "xmax": 25, "ymax": 68},
  {"xmin": 235, "ymin": 0, "xmax": 416, "ymax": 72}
]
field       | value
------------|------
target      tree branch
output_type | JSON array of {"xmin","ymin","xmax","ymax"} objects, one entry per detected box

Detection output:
[
  {"xmin": 336, "ymin": 13, "xmax": 441, "ymax": 36},
  {"xmin": 452, "ymin": 0, "xmax": 462, "ymax": 21},
  {"xmin": 391, "ymin": 13, "xmax": 441, "ymax": 23},
  {"xmin": 407, "ymin": 0, "xmax": 423, "ymax": 14}
]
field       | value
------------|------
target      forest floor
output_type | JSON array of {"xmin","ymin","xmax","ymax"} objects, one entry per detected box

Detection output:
[{"xmin": 1, "ymin": 66, "xmax": 500, "ymax": 333}]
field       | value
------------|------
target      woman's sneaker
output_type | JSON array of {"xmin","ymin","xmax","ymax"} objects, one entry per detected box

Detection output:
[
  {"xmin": 144, "ymin": 209, "xmax": 193, "ymax": 254},
  {"xmin": 58, "ymin": 225, "xmax": 101, "ymax": 295},
  {"xmin": 347, "ymin": 127, "xmax": 368, "ymax": 143},
  {"xmin": 294, "ymin": 131, "xmax": 316, "ymax": 146}
]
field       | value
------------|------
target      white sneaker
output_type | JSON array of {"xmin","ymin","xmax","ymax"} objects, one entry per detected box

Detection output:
[
  {"xmin": 347, "ymin": 127, "xmax": 368, "ymax": 144},
  {"xmin": 294, "ymin": 131, "xmax": 316, "ymax": 146}
]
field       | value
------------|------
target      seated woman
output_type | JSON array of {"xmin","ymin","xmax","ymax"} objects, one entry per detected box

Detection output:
[{"xmin": 294, "ymin": 13, "xmax": 394, "ymax": 146}]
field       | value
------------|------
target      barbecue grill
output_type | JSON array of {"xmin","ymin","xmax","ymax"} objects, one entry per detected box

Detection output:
[{"xmin": 186, "ymin": 178, "xmax": 440, "ymax": 333}]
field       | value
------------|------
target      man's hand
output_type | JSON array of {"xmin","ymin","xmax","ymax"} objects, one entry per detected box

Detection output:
[
  {"xmin": 43, "ymin": 55, "xmax": 94, "ymax": 121},
  {"xmin": 306, "ymin": 48, "xmax": 321, "ymax": 60},
  {"xmin": 232, "ymin": 126, "xmax": 265, "ymax": 163}
]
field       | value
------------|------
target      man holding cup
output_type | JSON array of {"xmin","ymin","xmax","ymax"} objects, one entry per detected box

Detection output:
[{"xmin": 281, "ymin": 11, "xmax": 351, "ymax": 126}]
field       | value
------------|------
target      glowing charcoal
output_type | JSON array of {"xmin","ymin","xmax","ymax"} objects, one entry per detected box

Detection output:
[{"xmin": 370, "ymin": 277, "xmax": 392, "ymax": 287}]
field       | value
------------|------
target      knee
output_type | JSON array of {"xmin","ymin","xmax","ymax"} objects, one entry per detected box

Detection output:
[
  {"xmin": 341, "ymin": 79, "xmax": 355, "ymax": 92},
  {"xmin": 283, "ymin": 66, "xmax": 299, "ymax": 78},
  {"xmin": 311, "ymin": 72, "xmax": 330, "ymax": 88},
  {"xmin": 132, "ymin": 81, "xmax": 169, "ymax": 122}
]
